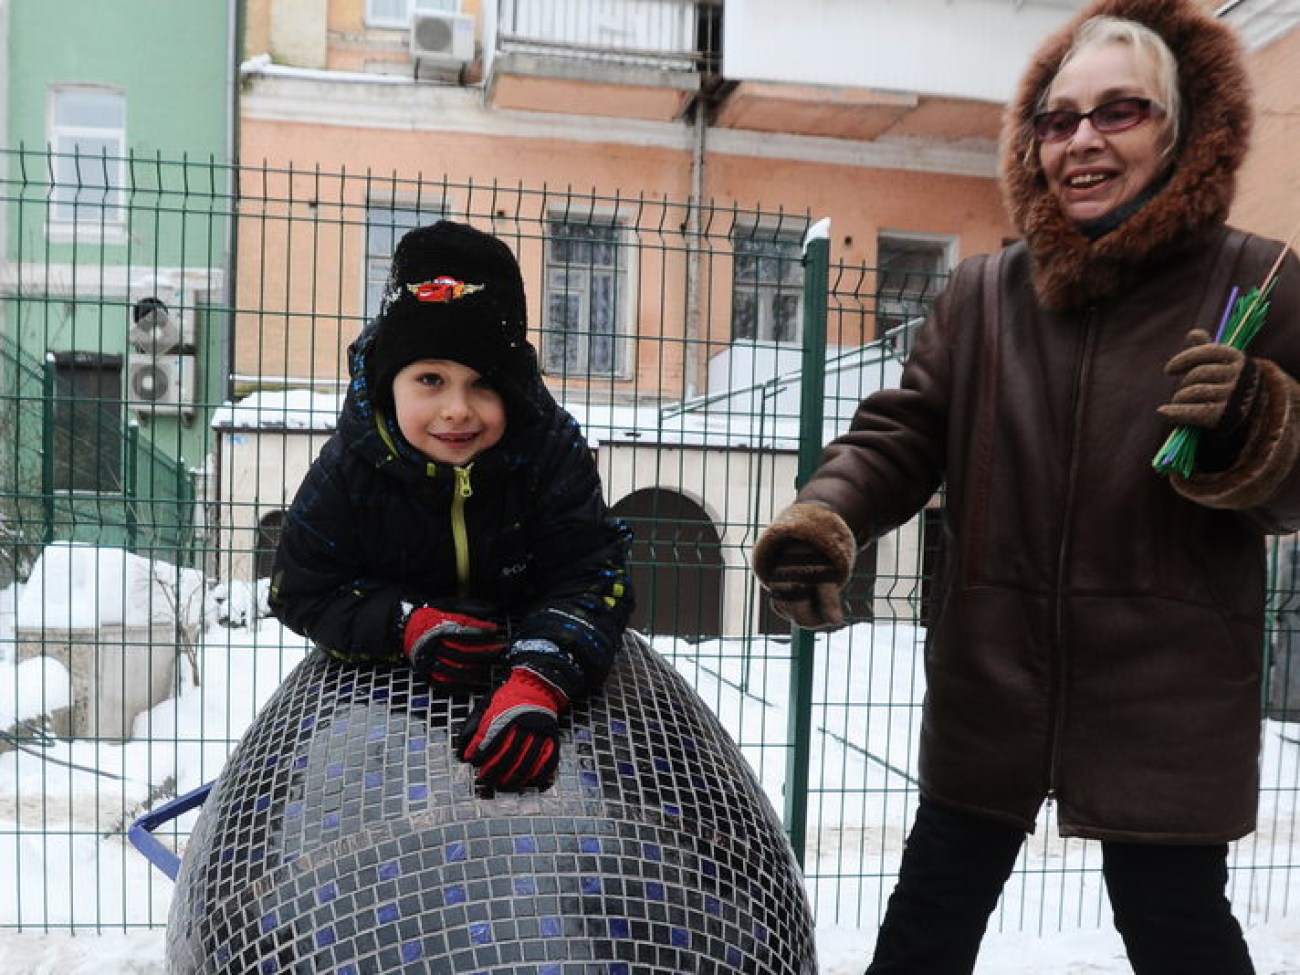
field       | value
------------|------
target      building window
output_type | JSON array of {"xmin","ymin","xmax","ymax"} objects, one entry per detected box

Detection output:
[
  {"xmin": 875, "ymin": 234, "xmax": 953, "ymax": 341},
  {"xmin": 731, "ymin": 228, "xmax": 803, "ymax": 343},
  {"xmin": 48, "ymin": 85, "xmax": 126, "ymax": 228},
  {"xmin": 366, "ymin": 0, "xmax": 458, "ymax": 29},
  {"xmin": 364, "ymin": 201, "xmax": 445, "ymax": 319},
  {"xmin": 51, "ymin": 351, "xmax": 123, "ymax": 493},
  {"xmin": 543, "ymin": 217, "xmax": 628, "ymax": 378}
]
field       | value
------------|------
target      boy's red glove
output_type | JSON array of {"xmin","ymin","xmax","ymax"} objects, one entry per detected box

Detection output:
[
  {"xmin": 402, "ymin": 603, "xmax": 507, "ymax": 686},
  {"xmin": 454, "ymin": 666, "xmax": 568, "ymax": 792}
]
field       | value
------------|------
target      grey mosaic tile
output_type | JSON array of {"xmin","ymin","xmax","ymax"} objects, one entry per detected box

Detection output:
[{"xmin": 165, "ymin": 632, "xmax": 816, "ymax": 973}]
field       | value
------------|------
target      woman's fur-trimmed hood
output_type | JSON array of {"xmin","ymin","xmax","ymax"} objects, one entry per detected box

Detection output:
[{"xmin": 1000, "ymin": 0, "xmax": 1252, "ymax": 309}]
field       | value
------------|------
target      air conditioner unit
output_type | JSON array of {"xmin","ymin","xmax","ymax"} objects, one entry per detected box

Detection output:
[
  {"xmin": 127, "ymin": 353, "xmax": 196, "ymax": 416},
  {"xmin": 410, "ymin": 10, "xmax": 474, "ymax": 66},
  {"xmin": 128, "ymin": 289, "xmax": 195, "ymax": 353}
]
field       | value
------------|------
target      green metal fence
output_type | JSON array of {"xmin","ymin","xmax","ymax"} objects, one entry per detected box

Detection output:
[{"xmin": 1, "ymin": 147, "xmax": 1298, "ymax": 941}]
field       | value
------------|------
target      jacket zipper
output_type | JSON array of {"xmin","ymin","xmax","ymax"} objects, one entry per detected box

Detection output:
[
  {"xmin": 1048, "ymin": 307, "xmax": 1097, "ymax": 800},
  {"xmin": 451, "ymin": 464, "xmax": 473, "ymax": 596}
]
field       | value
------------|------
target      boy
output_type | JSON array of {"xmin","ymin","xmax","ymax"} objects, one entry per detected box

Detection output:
[{"xmin": 269, "ymin": 219, "xmax": 634, "ymax": 793}]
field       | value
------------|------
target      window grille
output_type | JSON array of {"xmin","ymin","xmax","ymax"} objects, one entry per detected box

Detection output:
[
  {"xmin": 543, "ymin": 217, "xmax": 628, "ymax": 378},
  {"xmin": 731, "ymin": 229, "xmax": 804, "ymax": 343}
]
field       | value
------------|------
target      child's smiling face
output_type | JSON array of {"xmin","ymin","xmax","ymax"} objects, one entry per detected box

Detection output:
[{"xmin": 392, "ymin": 358, "xmax": 507, "ymax": 465}]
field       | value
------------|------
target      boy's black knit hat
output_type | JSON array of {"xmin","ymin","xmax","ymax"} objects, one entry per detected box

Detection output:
[{"xmin": 369, "ymin": 220, "xmax": 536, "ymax": 415}]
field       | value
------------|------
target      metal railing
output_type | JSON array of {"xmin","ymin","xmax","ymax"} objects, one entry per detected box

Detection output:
[
  {"xmin": 0, "ymin": 147, "xmax": 1297, "ymax": 941},
  {"xmin": 492, "ymin": 0, "xmax": 720, "ymax": 72}
]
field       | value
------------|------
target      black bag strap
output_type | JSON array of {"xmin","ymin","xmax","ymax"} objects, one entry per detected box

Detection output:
[{"xmin": 1193, "ymin": 228, "xmax": 1250, "ymax": 336}]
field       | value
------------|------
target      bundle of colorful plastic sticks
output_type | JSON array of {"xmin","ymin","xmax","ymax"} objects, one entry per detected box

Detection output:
[{"xmin": 1152, "ymin": 281, "xmax": 1276, "ymax": 476}]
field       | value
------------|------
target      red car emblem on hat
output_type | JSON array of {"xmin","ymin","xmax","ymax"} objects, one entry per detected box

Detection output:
[{"xmin": 407, "ymin": 276, "xmax": 485, "ymax": 303}]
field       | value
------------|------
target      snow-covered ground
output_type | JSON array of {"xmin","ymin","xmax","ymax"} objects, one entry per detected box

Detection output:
[
  {"xmin": 4, "ymin": 887, "xmax": 1300, "ymax": 973},
  {"xmin": 2, "ymin": 544, "xmax": 1300, "ymax": 973}
]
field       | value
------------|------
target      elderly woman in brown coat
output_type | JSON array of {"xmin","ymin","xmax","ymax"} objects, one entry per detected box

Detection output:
[{"xmin": 752, "ymin": 0, "xmax": 1300, "ymax": 971}]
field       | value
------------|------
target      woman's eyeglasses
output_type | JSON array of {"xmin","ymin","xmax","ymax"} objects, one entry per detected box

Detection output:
[{"xmin": 1031, "ymin": 97, "xmax": 1163, "ymax": 143}]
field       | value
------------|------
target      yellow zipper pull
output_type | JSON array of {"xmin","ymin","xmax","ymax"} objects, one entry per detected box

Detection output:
[
  {"xmin": 451, "ymin": 464, "xmax": 473, "ymax": 589},
  {"xmin": 454, "ymin": 465, "xmax": 473, "ymax": 498}
]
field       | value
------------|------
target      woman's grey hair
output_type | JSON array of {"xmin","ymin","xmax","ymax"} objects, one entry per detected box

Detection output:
[{"xmin": 1025, "ymin": 15, "xmax": 1182, "ymax": 167}]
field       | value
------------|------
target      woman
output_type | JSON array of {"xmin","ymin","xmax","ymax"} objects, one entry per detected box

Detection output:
[{"xmin": 752, "ymin": 0, "xmax": 1300, "ymax": 971}]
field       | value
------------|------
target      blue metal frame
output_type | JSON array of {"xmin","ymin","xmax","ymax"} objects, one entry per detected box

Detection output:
[{"xmin": 126, "ymin": 781, "xmax": 213, "ymax": 881}]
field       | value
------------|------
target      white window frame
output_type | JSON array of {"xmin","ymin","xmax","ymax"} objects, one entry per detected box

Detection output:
[
  {"xmin": 875, "ymin": 231, "xmax": 956, "ymax": 342},
  {"xmin": 729, "ymin": 222, "xmax": 806, "ymax": 344},
  {"xmin": 362, "ymin": 199, "xmax": 448, "ymax": 320},
  {"xmin": 47, "ymin": 84, "xmax": 127, "ymax": 242},
  {"xmin": 365, "ymin": 0, "xmax": 459, "ymax": 29},
  {"xmin": 542, "ymin": 212, "xmax": 633, "ymax": 380}
]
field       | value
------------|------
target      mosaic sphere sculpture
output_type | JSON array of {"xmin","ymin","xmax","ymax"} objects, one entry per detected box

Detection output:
[{"xmin": 164, "ymin": 631, "xmax": 818, "ymax": 973}]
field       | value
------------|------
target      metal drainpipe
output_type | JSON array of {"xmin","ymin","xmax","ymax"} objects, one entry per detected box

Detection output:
[
  {"xmin": 225, "ymin": 0, "xmax": 244, "ymax": 408},
  {"xmin": 684, "ymin": 95, "xmax": 707, "ymax": 400},
  {"xmin": 0, "ymin": 0, "xmax": 9, "ymax": 261}
]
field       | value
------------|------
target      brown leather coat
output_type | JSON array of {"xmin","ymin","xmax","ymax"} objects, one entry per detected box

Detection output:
[{"xmin": 798, "ymin": 0, "xmax": 1300, "ymax": 841}]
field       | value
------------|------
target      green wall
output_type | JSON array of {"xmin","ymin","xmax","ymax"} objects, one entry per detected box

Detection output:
[
  {"xmin": 2, "ymin": 0, "xmax": 235, "ymax": 549},
  {"xmin": 8, "ymin": 0, "xmax": 231, "ymax": 158}
]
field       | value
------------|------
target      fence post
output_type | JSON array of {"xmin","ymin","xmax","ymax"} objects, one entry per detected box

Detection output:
[
  {"xmin": 41, "ymin": 355, "xmax": 55, "ymax": 543},
  {"xmin": 784, "ymin": 218, "xmax": 831, "ymax": 865},
  {"xmin": 125, "ymin": 422, "xmax": 139, "ymax": 551}
]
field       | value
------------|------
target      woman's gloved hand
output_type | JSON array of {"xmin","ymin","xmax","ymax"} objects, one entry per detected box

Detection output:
[
  {"xmin": 751, "ymin": 502, "xmax": 857, "ymax": 631},
  {"xmin": 1158, "ymin": 328, "xmax": 1260, "ymax": 434}
]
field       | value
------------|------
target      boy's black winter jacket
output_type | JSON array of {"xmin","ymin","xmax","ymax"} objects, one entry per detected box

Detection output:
[{"xmin": 269, "ymin": 323, "xmax": 634, "ymax": 700}]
